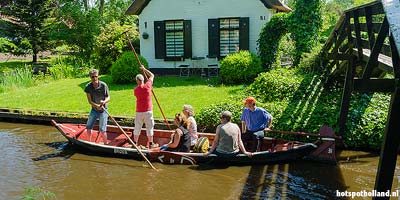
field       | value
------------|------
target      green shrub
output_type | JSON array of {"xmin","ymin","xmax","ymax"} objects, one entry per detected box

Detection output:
[
  {"xmin": 49, "ymin": 56, "xmax": 90, "ymax": 79},
  {"xmin": 93, "ymin": 22, "xmax": 139, "ymax": 74},
  {"xmin": 48, "ymin": 64, "xmax": 76, "ymax": 80},
  {"xmin": 196, "ymin": 101, "xmax": 243, "ymax": 132},
  {"xmin": 219, "ymin": 50, "xmax": 263, "ymax": 85},
  {"xmin": 247, "ymin": 68, "xmax": 304, "ymax": 102},
  {"xmin": 345, "ymin": 93, "xmax": 389, "ymax": 150},
  {"xmin": 110, "ymin": 51, "xmax": 148, "ymax": 84}
]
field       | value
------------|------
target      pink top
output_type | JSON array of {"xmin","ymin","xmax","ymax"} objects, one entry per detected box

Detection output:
[{"xmin": 134, "ymin": 79, "xmax": 153, "ymax": 112}]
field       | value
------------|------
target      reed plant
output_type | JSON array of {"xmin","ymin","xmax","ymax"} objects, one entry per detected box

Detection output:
[{"xmin": 0, "ymin": 66, "xmax": 36, "ymax": 92}]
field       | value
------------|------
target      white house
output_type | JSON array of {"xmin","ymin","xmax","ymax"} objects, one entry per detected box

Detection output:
[{"xmin": 125, "ymin": 0, "xmax": 291, "ymax": 74}]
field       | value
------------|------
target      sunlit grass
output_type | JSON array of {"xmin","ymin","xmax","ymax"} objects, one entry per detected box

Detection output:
[{"xmin": 0, "ymin": 75, "xmax": 243, "ymax": 119}]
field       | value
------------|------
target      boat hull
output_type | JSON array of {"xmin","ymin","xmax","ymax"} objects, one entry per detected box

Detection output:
[{"xmin": 51, "ymin": 120, "xmax": 322, "ymax": 165}]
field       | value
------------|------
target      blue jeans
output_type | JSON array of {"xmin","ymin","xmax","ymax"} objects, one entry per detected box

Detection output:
[{"xmin": 86, "ymin": 108, "xmax": 108, "ymax": 132}]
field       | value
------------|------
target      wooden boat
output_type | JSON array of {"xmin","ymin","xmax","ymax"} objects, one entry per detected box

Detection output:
[{"xmin": 51, "ymin": 120, "xmax": 338, "ymax": 165}]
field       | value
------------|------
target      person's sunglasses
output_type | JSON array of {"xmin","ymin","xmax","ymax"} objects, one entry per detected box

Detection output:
[{"xmin": 91, "ymin": 75, "xmax": 98, "ymax": 78}]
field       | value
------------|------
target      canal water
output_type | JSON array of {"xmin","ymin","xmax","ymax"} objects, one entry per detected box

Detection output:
[{"xmin": 1, "ymin": 122, "xmax": 399, "ymax": 200}]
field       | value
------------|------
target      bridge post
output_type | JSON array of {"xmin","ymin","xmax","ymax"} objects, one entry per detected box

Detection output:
[
  {"xmin": 338, "ymin": 57, "xmax": 356, "ymax": 136},
  {"xmin": 373, "ymin": 87, "xmax": 400, "ymax": 200}
]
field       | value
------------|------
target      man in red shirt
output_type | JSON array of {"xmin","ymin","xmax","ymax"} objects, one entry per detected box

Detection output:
[{"xmin": 133, "ymin": 65, "xmax": 156, "ymax": 148}]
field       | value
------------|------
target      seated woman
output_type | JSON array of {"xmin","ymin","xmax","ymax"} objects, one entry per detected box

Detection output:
[
  {"xmin": 182, "ymin": 104, "xmax": 198, "ymax": 146},
  {"xmin": 160, "ymin": 113, "xmax": 191, "ymax": 152},
  {"xmin": 205, "ymin": 111, "xmax": 252, "ymax": 157}
]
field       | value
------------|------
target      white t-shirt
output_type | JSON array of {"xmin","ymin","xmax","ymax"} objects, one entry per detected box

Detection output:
[{"xmin": 188, "ymin": 116, "xmax": 198, "ymax": 145}]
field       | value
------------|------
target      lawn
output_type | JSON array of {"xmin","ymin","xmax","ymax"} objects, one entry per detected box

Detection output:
[{"xmin": 0, "ymin": 75, "xmax": 243, "ymax": 119}]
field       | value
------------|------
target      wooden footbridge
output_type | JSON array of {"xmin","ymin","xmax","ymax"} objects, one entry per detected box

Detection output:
[{"xmin": 322, "ymin": 0, "xmax": 400, "ymax": 198}]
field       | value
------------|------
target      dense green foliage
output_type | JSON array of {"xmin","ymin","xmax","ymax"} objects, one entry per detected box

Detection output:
[
  {"xmin": 196, "ymin": 101, "xmax": 243, "ymax": 132},
  {"xmin": 0, "ymin": 0, "xmax": 55, "ymax": 62},
  {"xmin": 289, "ymin": 0, "xmax": 322, "ymax": 65},
  {"xmin": 51, "ymin": 1, "xmax": 101, "ymax": 59},
  {"xmin": 0, "ymin": 38, "xmax": 17, "ymax": 53},
  {"xmin": 219, "ymin": 50, "xmax": 263, "ymax": 85},
  {"xmin": 257, "ymin": 13, "xmax": 289, "ymax": 70},
  {"xmin": 258, "ymin": 0, "xmax": 322, "ymax": 68},
  {"xmin": 345, "ymin": 93, "xmax": 389, "ymax": 150},
  {"xmin": 110, "ymin": 51, "xmax": 148, "ymax": 84},
  {"xmin": 248, "ymin": 68, "xmax": 304, "ymax": 102},
  {"xmin": 93, "ymin": 22, "xmax": 139, "ymax": 74},
  {"xmin": 197, "ymin": 66, "xmax": 390, "ymax": 151}
]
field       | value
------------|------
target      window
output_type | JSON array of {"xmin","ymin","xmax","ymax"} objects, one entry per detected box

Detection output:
[
  {"xmin": 154, "ymin": 20, "xmax": 192, "ymax": 60},
  {"xmin": 219, "ymin": 18, "xmax": 239, "ymax": 57},
  {"xmin": 208, "ymin": 17, "xmax": 249, "ymax": 59},
  {"xmin": 165, "ymin": 20, "xmax": 184, "ymax": 58}
]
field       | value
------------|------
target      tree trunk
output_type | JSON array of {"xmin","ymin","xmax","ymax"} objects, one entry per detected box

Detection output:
[{"xmin": 33, "ymin": 53, "xmax": 38, "ymax": 63}]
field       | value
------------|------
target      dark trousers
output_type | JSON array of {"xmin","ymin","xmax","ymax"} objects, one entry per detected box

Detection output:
[{"xmin": 242, "ymin": 130, "xmax": 264, "ymax": 152}]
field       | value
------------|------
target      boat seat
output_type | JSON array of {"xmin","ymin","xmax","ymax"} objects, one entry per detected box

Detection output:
[
  {"xmin": 108, "ymin": 132, "xmax": 132, "ymax": 147},
  {"xmin": 273, "ymin": 142, "xmax": 294, "ymax": 152}
]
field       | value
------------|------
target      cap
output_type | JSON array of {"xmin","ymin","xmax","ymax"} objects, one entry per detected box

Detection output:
[
  {"xmin": 136, "ymin": 74, "xmax": 144, "ymax": 81},
  {"xmin": 243, "ymin": 97, "xmax": 256, "ymax": 105}
]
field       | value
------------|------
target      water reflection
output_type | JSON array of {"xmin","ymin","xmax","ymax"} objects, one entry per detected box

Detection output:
[{"xmin": 0, "ymin": 122, "xmax": 399, "ymax": 200}]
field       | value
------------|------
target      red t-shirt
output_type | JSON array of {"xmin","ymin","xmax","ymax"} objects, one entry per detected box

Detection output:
[{"xmin": 134, "ymin": 79, "xmax": 153, "ymax": 112}]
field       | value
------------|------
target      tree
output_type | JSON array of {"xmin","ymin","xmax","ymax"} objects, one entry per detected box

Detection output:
[
  {"xmin": 50, "ymin": 0, "xmax": 101, "ymax": 59},
  {"xmin": 0, "ymin": 0, "xmax": 55, "ymax": 62}
]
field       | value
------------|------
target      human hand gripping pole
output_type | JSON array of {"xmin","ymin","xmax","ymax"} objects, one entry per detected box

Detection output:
[
  {"xmin": 125, "ymin": 32, "xmax": 172, "ymax": 130},
  {"xmin": 102, "ymin": 107, "xmax": 157, "ymax": 170}
]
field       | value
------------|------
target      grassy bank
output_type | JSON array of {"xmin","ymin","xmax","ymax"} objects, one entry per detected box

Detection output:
[{"xmin": 0, "ymin": 75, "xmax": 243, "ymax": 119}]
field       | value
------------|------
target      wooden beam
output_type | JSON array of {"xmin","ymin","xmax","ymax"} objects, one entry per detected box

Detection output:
[
  {"xmin": 361, "ymin": 17, "xmax": 389, "ymax": 79},
  {"xmin": 352, "ymin": 10, "xmax": 364, "ymax": 61},
  {"xmin": 338, "ymin": 57, "xmax": 356, "ymax": 136},
  {"xmin": 353, "ymin": 79, "xmax": 396, "ymax": 92},
  {"xmin": 390, "ymin": 34, "xmax": 400, "ymax": 78},
  {"xmin": 373, "ymin": 88, "xmax": 400, "ymax": 199}
]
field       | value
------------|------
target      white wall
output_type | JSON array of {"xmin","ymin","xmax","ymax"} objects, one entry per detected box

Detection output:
[{"xmin": 138, "ymin": 0, "xmax": 274, "ymax": 68}]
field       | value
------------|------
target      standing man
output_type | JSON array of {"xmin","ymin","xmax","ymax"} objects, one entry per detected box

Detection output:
[
  {"xmin": 85, "ymin": 69, "xmax": 110, "ymax": 144},
  {"xmin": 133, "ymin": 65, "xmax": 156, "ymax": 148},
  {"xmin": 241, "ymin": 97, "xmax": 273, "ymax": 152}
]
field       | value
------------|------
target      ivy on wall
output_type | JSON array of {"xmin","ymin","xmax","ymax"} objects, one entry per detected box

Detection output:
[{"xmin": 258, "ymin": 0, "xmax": 322, "ymax": 69}]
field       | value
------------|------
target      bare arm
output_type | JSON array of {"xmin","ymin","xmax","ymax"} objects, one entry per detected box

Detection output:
[
  {"xmin": 140, "ymin": 65, "xmax": 154, "ymax": 82},
  {"xmin": 167, "ymin": 129, "xmax": 182, "ymax": 148},
  {"xmin": 238, "ymin": 128, "xmax": 252, "ymax": 157},
  {"xmin": 205, "ymin": 126, "xmax": 220, "ymax": 156},
  {"xmin": 265, "ymin": 115, "xmax": 273, "ymax": 131},
  {"xmin": 100, "ymin": 96, "xmax": 110, "ymax": 107},
  {"xmin": 241, "ymin": 121, "xmax": 246, "ymax": 133}
]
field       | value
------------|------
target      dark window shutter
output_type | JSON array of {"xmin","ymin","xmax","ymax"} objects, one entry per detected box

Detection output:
[
  {"xmin": 184, "ymin": 20, "xmax": 192, "ymax": 59},
  {"xmin": 239, "ymin": 17, "xmax": 249, "ymax": 50},
  {"xmin": 208, "ymin": 18, "xmax": 220, "ymax": 58},
  {"xmin": 154, "ymin": 21, "xmax": 165, "ymax": 59}
]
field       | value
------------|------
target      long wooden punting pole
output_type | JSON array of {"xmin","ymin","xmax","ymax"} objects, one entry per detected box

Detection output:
[
  {"xmin": 125, "ymin": 32, "xmax": 172, "ymax": 130},
  {"xmin": 103, "ymin": 108, "xmax": 157, "ymax": 170},
  {"xmin": 267, "ymin": 129, "xmax": 342, "ymax": 139}
]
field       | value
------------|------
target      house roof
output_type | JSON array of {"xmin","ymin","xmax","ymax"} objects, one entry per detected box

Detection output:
[{"xmin": 125, "ymin": 0, "xmax": 292, "ymax": 15}]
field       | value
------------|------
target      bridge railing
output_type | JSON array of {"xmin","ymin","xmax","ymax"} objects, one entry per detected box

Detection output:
[{"xmin": 322, "ymin": 1, "xmax": 395, "ymax": 81}]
